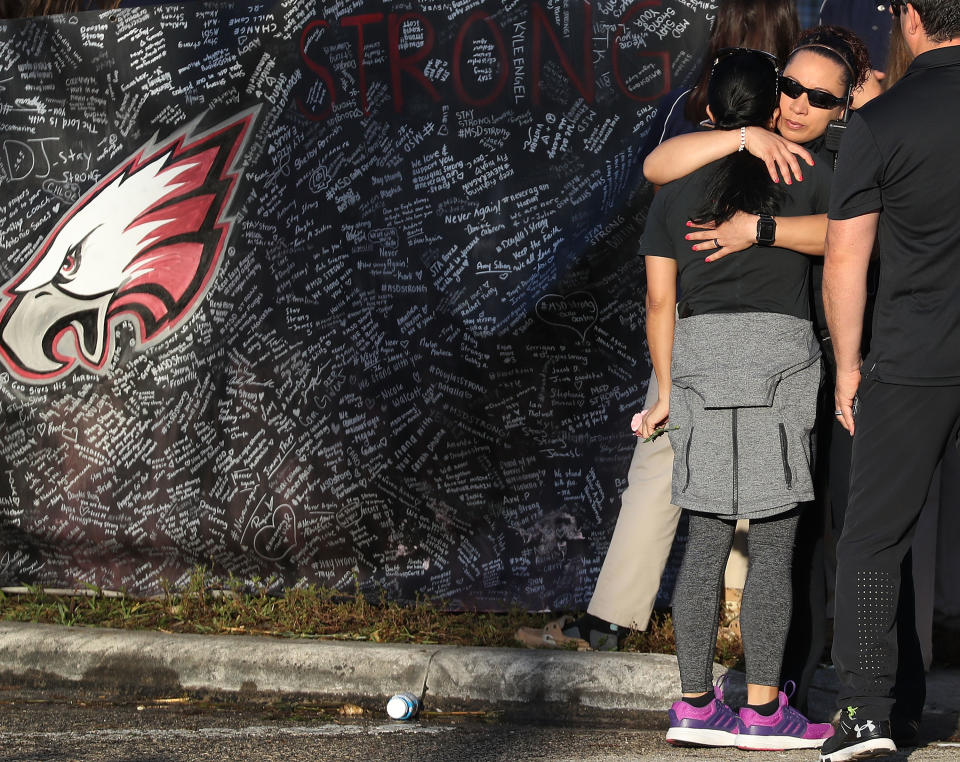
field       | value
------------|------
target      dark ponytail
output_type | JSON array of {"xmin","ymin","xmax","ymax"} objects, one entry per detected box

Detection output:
[{"xmin": 692, "ymin": 51, "xmax": 783, "ymax": 225}]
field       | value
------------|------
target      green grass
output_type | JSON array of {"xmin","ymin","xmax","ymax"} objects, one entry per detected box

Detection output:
[
  {"xmin": 11, "ymin": 568, "xmax": 956, "ymax": 671},
  {"xmin": 0, "ymin": 568, "xmax": 746, "ymax": 667}
]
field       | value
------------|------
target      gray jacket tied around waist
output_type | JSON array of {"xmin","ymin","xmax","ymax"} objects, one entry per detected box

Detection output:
[{"xmin": 667, "ymin": 312, "xmax": 821, "ymax": 520}]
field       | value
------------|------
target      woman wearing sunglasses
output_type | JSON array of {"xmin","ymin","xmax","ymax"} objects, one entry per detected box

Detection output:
[
  {"xmin": 642, "ymin": 25, "xmax": 878, "ymax": 718},
  {"xmin": 637, "ymin": 48, "xmax": 836, "ymax": 750},
  {"xmin": 643, "ymin": 26, "xmax": 873, "ymax": 261}
]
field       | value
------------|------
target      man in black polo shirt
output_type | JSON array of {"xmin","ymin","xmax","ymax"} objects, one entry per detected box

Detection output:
[{"xmin": 820, "ymin": 1, "xmax": 960, "ymax": 760}]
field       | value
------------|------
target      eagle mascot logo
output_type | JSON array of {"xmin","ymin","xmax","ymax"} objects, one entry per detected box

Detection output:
[{"xmin": 0, "ymin": 107, "xmax": 258, "ymax": 383}]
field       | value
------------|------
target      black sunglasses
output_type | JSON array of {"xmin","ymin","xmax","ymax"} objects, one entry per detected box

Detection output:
[{"xmin": 778, "ymin": 75, "xmax": 846, "ymax": 109}]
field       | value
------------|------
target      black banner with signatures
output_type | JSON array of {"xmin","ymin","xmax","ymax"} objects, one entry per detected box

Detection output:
[{"xmin": 0, "ymin": 1, "xmax": 712, "ymax": 607}]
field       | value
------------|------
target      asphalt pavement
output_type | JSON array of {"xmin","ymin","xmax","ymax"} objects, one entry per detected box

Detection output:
[{"xmin": 2, "ymin": 686, "xmax": 960, "ymax": 762}]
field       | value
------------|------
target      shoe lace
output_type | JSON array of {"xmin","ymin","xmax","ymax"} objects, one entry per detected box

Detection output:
[
  {"xmin": 775, "ymin": 680, "xmax": 812, "ymax": 725},
  {"xmin": 713, "ymin": 672, "xmax": 729, "ymax": 703}
]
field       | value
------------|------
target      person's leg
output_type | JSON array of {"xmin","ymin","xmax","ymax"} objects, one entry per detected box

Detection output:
[
  {"xmin": 518, "ymin": 370, "xmax": 682, "ymax": 651},
  {"xmin": 935, "ymin": 444, "xmax": 960, "ymax": 619},
  {"xmin": 742, "ymin": 508, "xmax": 801, "ymax": 695},
  {"xmin": 672, "ymin": 511, "xmax": 736, "ymax": 694},
  {"xmin": 781, "ymin": 509, "xmax": 826, "ymax": 713},
  {"xmin": 830, "ymin": 402, "xmax": 928, "ymax": 739},
  {"xmin": 586, "ymin": 369, "xmax": 681, "ymax": 631},
  {"xmin": 829, "ymin": 415, "xmax": 853, "ymax": 533},
  {"xmin": 738, "ymin": 508, "xmax": 834, "ymax": 750},
  {"xmin": 823, "ymin": 380, "xmax": 960, "ymax": 760},
  {"xmin": 827, "ymin": 412, "xmax": 854, "ymax": 620},
  {"xmin": 892, "ymin": 551, "xmax": 926, "ymax": 746},
  {"xmin": 781, "ymin": 379, "xmax": 835, "ymax": 713},
  {"xmin": 666, "ymin": 511, "xmax": 740, "ymax": 747},
  {"xmin": 911, "ymin": 464, "xmax": 941, "ymax": 672}
]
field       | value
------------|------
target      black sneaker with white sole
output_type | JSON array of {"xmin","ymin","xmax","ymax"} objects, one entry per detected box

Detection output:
[{"xmin": 819, "ymin": 707, "xmax": 896, "ymax": 762}]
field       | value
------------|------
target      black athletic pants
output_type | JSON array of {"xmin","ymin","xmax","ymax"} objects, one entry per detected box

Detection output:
[{"xmin": 832, "ymin": 377, "xmax": 960, "ymax": 719}]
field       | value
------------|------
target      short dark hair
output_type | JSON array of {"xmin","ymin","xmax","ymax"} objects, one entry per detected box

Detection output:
[
  {"xmin": 789, "ymin": 26, "xmax": 871, "ymax": 91},
  {"xmin": 911, "ymin": 0, "xmax": 960, "ymax": 43}
]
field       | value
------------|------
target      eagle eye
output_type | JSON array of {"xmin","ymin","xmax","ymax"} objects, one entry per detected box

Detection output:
[{"xmin": 54, "ymin": 242, "xmax": 83, "ymax": 284}]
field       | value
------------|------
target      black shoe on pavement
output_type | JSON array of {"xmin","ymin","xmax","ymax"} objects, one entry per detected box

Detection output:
[
  {"xmin": 561, "ymin": 614, "xmax": 626, "ymax": 651},
  {"xmin": 819, "ymin": 707, "xmax": 896, "ymax": 762}
]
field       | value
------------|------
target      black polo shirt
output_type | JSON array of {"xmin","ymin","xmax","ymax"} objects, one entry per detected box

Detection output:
[
  {"xmin": 642, "ymin": 157, "xmax": 833, "ymax": 320},
  {"xmin": 828, "ymin": 45, "xmax": 960, "ymax": 385}
]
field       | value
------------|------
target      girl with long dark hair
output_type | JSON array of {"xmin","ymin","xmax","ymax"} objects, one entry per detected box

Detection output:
[{"xmin": 638, "ymin": 49, "xmax": 835, "ymax": 750}]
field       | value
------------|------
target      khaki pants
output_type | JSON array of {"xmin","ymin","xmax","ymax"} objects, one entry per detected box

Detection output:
[
  {"xmin": 587, "ymin": 370, "xmax": 680, "ymax": 629},
  {"xmin": 587, "ymin": 370, "xmax": 749, "ymax": 630}
]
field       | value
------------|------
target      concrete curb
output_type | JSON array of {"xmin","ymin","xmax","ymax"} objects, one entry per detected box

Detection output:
[
  {"xmin": 6, "ymin": 622, "xmax": 959, "ymax": 730},
  {"xmin": 0, "ymin": 622, "xmax": 692, "ymax": 724}
]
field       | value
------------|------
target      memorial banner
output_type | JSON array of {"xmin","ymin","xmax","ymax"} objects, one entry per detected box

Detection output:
[{"xmin": 0, "ymin": 0, "xmax": 712, "ymax": 607}]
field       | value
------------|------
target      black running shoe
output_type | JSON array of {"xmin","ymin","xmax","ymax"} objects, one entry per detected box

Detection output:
[
  {"xmin": 819, "ymin": 706, "xmax": 896, "ymax": 761},
  {"xmin": 561, "ymin": 614, "xmax": 626, "ymax": 651}
]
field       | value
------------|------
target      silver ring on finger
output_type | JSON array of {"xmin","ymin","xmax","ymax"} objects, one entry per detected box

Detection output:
[{"xmin": 714, "ymin": 238, "xmax": 720, "ymax": 248}]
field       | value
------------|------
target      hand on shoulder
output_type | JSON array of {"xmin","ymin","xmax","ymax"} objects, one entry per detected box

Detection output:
[{"xmin": 743, "ymin": 126, "xmax": 815, "ymax": 184}]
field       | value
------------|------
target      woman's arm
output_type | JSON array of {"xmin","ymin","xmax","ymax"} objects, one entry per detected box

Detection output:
[
  {"xmin": 684, "ymin": 212, "xmax": 828, "ymax": 260},
  {"xmin": 638, "ymin": 255, "xmax": 677, "ymax": 439},
  {"xmin": 642, "ymin": 126, "xmax": 815, "ymax": 186}
]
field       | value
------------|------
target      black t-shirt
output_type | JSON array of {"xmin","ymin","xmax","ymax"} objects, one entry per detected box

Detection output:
[
  {"xmin": 829, "ymin": 46, "xmax": 960, "ymax": 384},
  {"xmin": 804, "ymin": 137, "xmax": 836, "ymax": 333},
  {"xmin": 641, "ymin": 155, "xmax": 834, "ymax": 320}
]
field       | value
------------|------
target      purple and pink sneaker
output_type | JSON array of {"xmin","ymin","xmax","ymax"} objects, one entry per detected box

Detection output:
[
  {"xmin": 666, "ymin": 680, "xmax": 740, "ymax": 747},
  {"xmin": 737, "ymin": 690, "xmax": 834, "ymax": 750}
]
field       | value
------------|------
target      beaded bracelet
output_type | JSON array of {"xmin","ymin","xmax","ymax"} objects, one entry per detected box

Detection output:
[{"xmin": 737, "ymin": 126, "xmax": 746, "ymax": 152}]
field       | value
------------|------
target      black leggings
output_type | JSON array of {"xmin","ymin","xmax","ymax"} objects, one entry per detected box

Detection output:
[{"xmin": 673, "ymin": 509, "xmax": 800, "ymax": 694}]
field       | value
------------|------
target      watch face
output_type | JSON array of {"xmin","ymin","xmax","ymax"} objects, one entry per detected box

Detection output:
[{"xmin": 757, "ymin": 215, "xmax": 776, "ymax": 245}]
